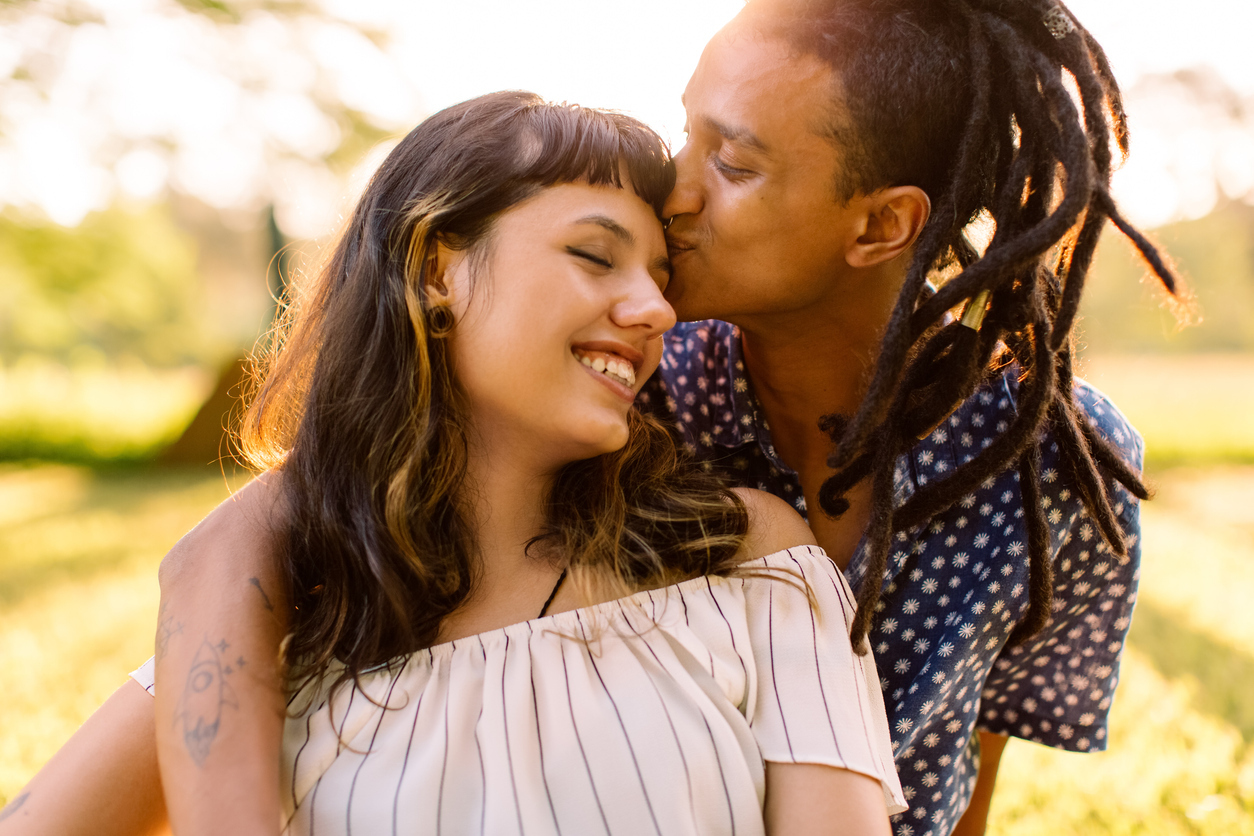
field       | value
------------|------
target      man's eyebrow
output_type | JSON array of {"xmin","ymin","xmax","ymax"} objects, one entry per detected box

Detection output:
[
  {"xmin": 573, "ymin": 215, "xmax": 635, "ymax": 244},
  {"xmin": 699, "ymin": 114, "xmax": 769, "ymax": 155}
]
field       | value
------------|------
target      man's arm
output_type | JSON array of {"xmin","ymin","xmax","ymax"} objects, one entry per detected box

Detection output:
[
  {"xmin": 0, "ymin": 682, "xmax": 167, "ymax": 836},
  {"xmin": 153, "ymin": 474, "xmax": 290, "ymax": 836},
  {"xmin": 953, "ymin": 384, "xmax": 1142, "ymax": 835},
  {"xmin": 951, "ymin": 732, "xmax": 1008, "ymax": 836}
]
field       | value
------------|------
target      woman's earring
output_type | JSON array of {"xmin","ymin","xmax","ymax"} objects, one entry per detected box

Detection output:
[{"xmin": 428, "ymin": 304, "xmax": 455, "ymax": 338}]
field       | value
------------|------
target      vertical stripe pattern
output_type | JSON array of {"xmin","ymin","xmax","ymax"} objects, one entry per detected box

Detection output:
[{"xmin": 169, "ymin": 545, "xmax": 907, "ymax": 835}]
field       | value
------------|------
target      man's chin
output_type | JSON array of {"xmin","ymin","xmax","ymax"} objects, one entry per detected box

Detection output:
[
  {"xmin": 664, "ymin": 271, "xmax": 717, "ymax": 323},
  {"xmin": 664, "ymin": 290, "xmax": 713, "ymax": 324}
]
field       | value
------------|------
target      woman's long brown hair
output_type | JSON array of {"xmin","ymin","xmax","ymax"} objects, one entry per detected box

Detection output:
[{"xmin": 239, "ymin": 91, "xmax": 748, "ymax": 687}]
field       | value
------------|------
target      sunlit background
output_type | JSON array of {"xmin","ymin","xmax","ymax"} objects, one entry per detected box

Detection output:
[{"xmin": 2, "ymin": 1, "xmax": 1253, "ymax": 832}]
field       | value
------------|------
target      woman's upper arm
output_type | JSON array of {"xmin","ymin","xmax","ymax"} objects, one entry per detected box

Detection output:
[
  {"xmin": 153, "ymin": 472, "xmax": 290, "ymax": 836},
  {"xmin": 736, "ymin": 489, "xmax": 909, "ymax": 822},
  {"xmin": 765, "ymin": 761, "xmax": 892, "ymax": 836}
]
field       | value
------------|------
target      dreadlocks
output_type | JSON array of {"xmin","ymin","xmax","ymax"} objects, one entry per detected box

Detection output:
[{"xmin": 747, "ymin": 0, "xmax": 1179, "ymax": 650}]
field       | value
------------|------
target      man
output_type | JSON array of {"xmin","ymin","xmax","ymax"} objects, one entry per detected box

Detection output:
[{"xmin": 639, "ymin": 1, "xmax": 1175, "ymax": 834}]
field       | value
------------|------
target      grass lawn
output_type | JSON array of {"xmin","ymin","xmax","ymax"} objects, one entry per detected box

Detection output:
[
  {"xmin": 1, "ymin": 354, "xmax": 1252, "ymax": 831},
  {"xmin": 1079, "ymin": 354, "xmax": 1254, "ymax": 468},
  {"xmin": 0, "ymin": 465, "xmax": 242, "ymax": 801}
]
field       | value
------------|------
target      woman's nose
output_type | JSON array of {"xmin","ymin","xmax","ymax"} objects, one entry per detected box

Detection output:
[{"xmin": 614, "ymin": 271, "xmax": 677, "ymax": 337}]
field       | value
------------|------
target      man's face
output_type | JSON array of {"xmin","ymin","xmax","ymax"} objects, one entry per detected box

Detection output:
[{"xmin": 664, "ymin": 17, "xmax": 860, "ymax": 324}]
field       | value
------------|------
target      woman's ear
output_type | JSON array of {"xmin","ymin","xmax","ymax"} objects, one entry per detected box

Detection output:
[
  {"xmin": 845, "ymin": 185, "xmax": 931, "ymax": 269},
  {"xmin": 425, "ymin": 239, "xmax": 464, "ymax": 307}
]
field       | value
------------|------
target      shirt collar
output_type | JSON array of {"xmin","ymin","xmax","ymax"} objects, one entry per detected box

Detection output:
[{"xmin": 718, "ymin": 326, "xmax": 796, "ymax": 475}]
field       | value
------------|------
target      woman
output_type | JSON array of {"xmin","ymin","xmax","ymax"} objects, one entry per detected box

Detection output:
[{"xmin": 3, "ymin": 91, "xmax": 903, "ymax": 836}]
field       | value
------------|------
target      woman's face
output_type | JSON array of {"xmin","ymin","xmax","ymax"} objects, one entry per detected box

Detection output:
[{"xmin": 441, "ymin": 180, "xmax": 675, "ymax": 467}]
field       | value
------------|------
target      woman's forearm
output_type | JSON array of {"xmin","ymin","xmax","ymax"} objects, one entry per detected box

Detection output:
[{"xmin": 153, "ymin": 475, "xmax": 289, "ymax": 836}]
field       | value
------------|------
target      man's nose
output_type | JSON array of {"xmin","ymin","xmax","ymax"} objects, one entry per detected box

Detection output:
[{"xmin": 662, "ymin": 142, "xmax": 702, "ymax": 221}]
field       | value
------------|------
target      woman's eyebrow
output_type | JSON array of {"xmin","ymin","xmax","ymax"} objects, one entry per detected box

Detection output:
[{"xmin": 573, "ymin": 215, "xmax": 635, "ymax": 245}]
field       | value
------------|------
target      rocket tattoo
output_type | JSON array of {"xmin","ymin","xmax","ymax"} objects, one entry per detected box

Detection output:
[{"xmin": 176, "ymin": 638, "xmax": 239, "ymax": 766}]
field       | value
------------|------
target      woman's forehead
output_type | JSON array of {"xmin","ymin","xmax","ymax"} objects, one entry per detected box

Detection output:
[{"xmin": 498, "ymin": 181, "xmax": 663, "ymax": 233}]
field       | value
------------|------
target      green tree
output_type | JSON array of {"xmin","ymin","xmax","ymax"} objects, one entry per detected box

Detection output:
[{"xmin": 0, "ymin": 206, "xmax": 209, "ymax": 366}]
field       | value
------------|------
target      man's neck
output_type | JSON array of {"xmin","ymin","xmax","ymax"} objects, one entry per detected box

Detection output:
[
  {"xmin": 736, "ymin": 273, "xmax": 894, "ymax": 466},
  {"xmin": 732, "ymin": 263, "xmax": 902, "ymax": 567}
]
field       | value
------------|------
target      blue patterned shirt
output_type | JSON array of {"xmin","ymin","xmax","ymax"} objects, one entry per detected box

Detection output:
[{"xmin": 638, "ymin": 320, "xmax": 1143, "ymax": 836}]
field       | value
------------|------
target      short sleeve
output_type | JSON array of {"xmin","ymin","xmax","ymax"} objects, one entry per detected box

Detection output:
[
  {"xmin": 744, "ymin": 546, "xmax": 907, "ymax": 814},
  {"xmin": 131, "ymin": 655, "xmax": 156, "ymax": 696},
  {"xmin": 977, "ymin": 381, "xmax": 1144, "ymax": 751}
]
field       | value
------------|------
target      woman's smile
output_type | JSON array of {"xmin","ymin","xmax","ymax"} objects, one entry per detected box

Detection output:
[
  {"xmin": 575, "ymin": 352, "xmax": 637, "ymax": 402},
  {"xmin": 572, "ymin": 342, "xmax": 643, "ymax": 397}
]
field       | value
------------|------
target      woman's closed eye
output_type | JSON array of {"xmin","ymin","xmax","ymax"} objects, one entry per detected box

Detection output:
[{"xmin": 568, "ymin": 247, "xmax": 614, "ymax": 269}]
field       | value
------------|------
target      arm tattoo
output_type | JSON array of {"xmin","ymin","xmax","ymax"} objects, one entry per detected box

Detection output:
[
  {"xmin": 155, "ymin": 601, "xmax": 184, "ymax": 660},
  {"xmin": 249, "ymin": 577, "xmax": 275, "ymax": 612},
  {"xmin": 0, "ymin": 793, "xmax": 29, "ymax": 822},
  {"xmin": 175, "ymin": 637, "xmax": 241, "ymax": 767}
]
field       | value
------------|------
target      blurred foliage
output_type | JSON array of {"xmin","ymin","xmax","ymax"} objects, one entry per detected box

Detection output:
[
  {"xmin": 0, "ymin": 364, "xmax": 210, "ymax": 463},
  {"xmin": 1080, "ymin": 200, "xmax": 1254, "ymax": 354},
  {"xmin": 0, "ymin": 0, "xmax": 414, "ymax": 233},
  {"xmin": 166, "ymin": 1, "xmax": 338, "ymax": 26},
  {"xmin": 0, "ymin": 205, "xmax": 212, "ymax": 367}
]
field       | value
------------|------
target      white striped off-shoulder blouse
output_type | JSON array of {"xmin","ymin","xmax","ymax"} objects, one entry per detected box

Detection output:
[{"xmin": 134, "ymin": 545, "xmax": 906, "ymax": 834}]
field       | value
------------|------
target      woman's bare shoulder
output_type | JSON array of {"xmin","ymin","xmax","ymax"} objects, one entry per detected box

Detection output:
[
  {"xmin": 731, "ymin": 487, "xmax": 818, "ymax": 563},
  {"xmin": 159, "ymin": 470, "xmax": 288, "ymax": 585}
]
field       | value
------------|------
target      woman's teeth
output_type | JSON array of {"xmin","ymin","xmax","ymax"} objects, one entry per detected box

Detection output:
[{"xmin": 574, "ymin": 350, "xmax": 636, "ymax": 387}]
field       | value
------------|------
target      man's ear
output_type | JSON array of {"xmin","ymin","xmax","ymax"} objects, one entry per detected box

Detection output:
[{"xmin": 845, "ymin": 185, "xmax": 931, "ymax": 269}]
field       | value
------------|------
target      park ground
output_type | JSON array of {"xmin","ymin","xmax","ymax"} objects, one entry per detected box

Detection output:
[{"xmin": 1, "ymin": 354, "xmax": 1252, "ymax": 834}]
